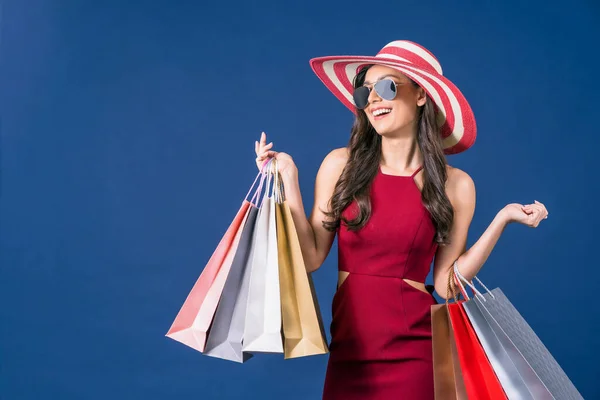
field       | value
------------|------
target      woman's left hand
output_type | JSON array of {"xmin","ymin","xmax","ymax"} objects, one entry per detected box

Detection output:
[{"xmin": 500, "ymin": 200, "xmax": 549, "ymax": 227}]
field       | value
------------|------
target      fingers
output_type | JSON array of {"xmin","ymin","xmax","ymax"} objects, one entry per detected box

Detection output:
[
  {"xmin": 255, "ymin": 132, "xmax": 278, "ymax": 172},
  {"xmin": 511, "ymin": 200, "xmax": 549, "ymax": 228},
  {"xmin": 535, "ymin": 200, "xmax": 549, "ymax": 219},
  {"xmin": 522, "ymin": 200, "xmax": 549, "ymax": 227},
  {"xmin": 256, "ymin": 150, "xmax": 277, "ymax": 163},
  {"xmin": 521, "ymin": 205, "xmax": 533, "ymax": 215},
  {"xmin": 255, "ymin": 132, "xmax": 273, "ymax": 157},
  {"xmin": 255, "ymin": 141, "xmax": 273, "ymax": 152},
  {"xmin": 528, "ymin": 202, "xmax": 547, "ymax": 220},
  {"xmin": 257, "ymin": 145, "xmax": 274, "ymax": 158}
]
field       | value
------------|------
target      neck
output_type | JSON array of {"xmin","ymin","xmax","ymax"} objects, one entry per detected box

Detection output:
[{"xmin": 380, "ymin": 131, "xmax": 422, "ymax": 172}]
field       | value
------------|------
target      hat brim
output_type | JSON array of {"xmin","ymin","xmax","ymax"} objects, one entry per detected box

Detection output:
[{"xmin": 309, "ymin": 55, "xmax": 476, "ymax": 154}]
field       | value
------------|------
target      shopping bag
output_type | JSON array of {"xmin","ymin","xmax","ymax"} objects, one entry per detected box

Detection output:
[
  {"xmin": 165, "ymin": 169, "xmax": 266, "ymax": 351},
  {"xmin": 432, "ymin": 267, "xmax": 468, "ymax": 400},
  {"xmin": 447, "ymin": 311, "xmax": 469, "ymax": 398},
  {"xmin": 204, "ymin": 162, "xmax": 272, "ymax": 362},
  {"xmin": 431, "ymin": 304, "xmax": 468, "ymax": 400},
  {"xmin": 453, "ymin": 264, "xmax": 552, "ymax": 399},
  {"xmin": 242, "ymin": 160, "xmax": 284, "ymax": 353},
  {"xmin": 275, "ymin": 172, "xmax": 329, "ymax": 359},
  {"xmin": 447, "ymin": 302, "xmax": 507, "ymax": 399},
  {"xmin": 454, "ymin": 265, "xmax": 583, "ymax": 399},
  {"xmin": 446, "ymin": 266, "xmax": 507, "ymax": 400}
]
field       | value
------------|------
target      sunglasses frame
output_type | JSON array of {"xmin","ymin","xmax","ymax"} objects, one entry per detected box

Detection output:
[{"xmin": 353, "ymin": 78, "xmax": 406, "ymax": 110}]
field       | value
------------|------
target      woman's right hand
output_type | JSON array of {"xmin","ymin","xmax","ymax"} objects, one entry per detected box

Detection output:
[{"xmin": 254, "ymin": 132, "xmax": 298, "ymax": 179}]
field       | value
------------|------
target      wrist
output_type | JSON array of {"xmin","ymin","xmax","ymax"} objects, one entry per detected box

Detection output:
[
  {"xmin": 496, "ymin": 207, "xmax": 512, "ymax": 226},
  {"xmin": 281, "ymin": 168, "xmax": 298, "ymax": 184}
]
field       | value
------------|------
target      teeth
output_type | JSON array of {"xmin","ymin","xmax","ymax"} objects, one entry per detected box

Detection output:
[{"xmin": 373, "ymin": 108, "xmax": 392, "ymax": 116}]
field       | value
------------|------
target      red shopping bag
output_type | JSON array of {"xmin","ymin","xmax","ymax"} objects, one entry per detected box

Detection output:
[
  {"xmin": 447, "ymin": 300, "xmax": 507, "ymax": 400},
  {"xmin": 166, "ymin": 165, "xmax": 269, "ymax": 352}
]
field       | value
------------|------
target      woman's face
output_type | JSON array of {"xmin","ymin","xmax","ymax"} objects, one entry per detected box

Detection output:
[{"xmin": 360, "ymin": 65, "xmax": 427, "ymax": 137}]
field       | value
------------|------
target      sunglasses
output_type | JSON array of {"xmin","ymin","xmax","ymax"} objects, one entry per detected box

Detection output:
[{"xmin": 352, "ymin": 78, "xmax": 404, "ymax": 110}]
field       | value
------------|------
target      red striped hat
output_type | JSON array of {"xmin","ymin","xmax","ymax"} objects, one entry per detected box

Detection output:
[{"xmin": 309, "ymin": 40, "xmax": 476, "ymax": 154}]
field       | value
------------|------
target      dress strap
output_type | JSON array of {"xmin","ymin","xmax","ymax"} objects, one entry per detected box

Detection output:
[{"xmin": 410, "ymin": 166, "xmax": 424, "ymax": 178}]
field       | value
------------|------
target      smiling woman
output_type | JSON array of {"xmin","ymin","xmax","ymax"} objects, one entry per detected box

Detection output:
[
  {"xmin": 325, "ymin": 64, "xmax": 455, "ymax": 247},
  {"xmin": 254, "ymin": 40, "xmax": 549, "ymax": 399}
]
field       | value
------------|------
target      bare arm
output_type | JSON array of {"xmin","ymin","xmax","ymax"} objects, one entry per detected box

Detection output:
[
  {"xmin": 280, "ymin": 149, "xmax": 347, "ymax": 272},
  {"xmin": 432, "ymin": 168, "xmax": 549, "ymax": 299},
  {"xmin": 255, "ymin": 132, "xmax": 348, "ymax": 273},
  {"xmin": 431, "ymin": 168, "xmax": 476, "ymax": 299}
]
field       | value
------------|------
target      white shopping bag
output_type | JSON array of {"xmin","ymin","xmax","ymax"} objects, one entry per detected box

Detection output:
[{"xmin": 242, "ymin": 159, "xmax": 284, "ymax": 353}]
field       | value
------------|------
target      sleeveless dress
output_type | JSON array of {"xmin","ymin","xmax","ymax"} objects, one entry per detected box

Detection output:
[{"xmin": 322, "ymin": 166, "xmax": 439, "ymax": 400}]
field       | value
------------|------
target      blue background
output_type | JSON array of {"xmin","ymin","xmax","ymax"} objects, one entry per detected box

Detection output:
[{"xmin": 1, "ymin": 0, "xmax": 598, "ymax": 399}]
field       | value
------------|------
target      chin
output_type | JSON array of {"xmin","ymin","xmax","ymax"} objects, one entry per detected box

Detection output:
[
  {"xmin": 372, "ymin": 119, "xmax": 414, "ymax": 138},
  {"xmin": 372, "ymin": 122, "xmax": 401, "ymax": 137},
  {"xmin": 373, "ymin": 127, "xmax": 390, "ymax": 136}
]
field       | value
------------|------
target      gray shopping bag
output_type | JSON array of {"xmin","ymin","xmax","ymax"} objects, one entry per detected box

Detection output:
[
  {"xmin": 480, "ymin": 289, "xmax": 583, "ymax": 399},
  {"xmin": 454, "ymin": 263, "xmax": 583, "ymax": 399},
  {"xmin": 204, "ymin": 205, "xmax": 260, "ymax": 363},
  {"xmin": 463, "ymin": 296, "xmax": 548, "ymax": 399}
]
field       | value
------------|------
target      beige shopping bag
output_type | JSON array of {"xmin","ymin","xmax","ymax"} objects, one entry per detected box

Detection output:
[{"xmin": 273, "ymin": 170, "xmax": 328, "ymax": 359}]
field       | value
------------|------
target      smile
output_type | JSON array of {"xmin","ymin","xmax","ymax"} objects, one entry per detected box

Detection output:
[{"xmin": 372, "ymin": 108, "xmax": 392, "ymax": 119}]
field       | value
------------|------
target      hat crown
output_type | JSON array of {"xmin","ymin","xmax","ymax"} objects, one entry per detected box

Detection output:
[{"xmin": 375, "ymin": 40, "xmax": 443, "ymax": 75}]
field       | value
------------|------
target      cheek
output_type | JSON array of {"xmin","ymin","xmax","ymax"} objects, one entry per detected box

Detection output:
[{"xmin": 392, "ymin": 100, "xmax": 418, "ymax": 122}]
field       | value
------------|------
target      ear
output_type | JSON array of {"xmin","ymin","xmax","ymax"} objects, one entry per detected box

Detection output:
[{"xmin": 416, "ymin": 87, "xmax": 427, "ymax": 107}]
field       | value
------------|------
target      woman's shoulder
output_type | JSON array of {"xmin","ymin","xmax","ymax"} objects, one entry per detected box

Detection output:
[
  {"xmin": 325, "ymin": 147, "xmax": 349, "ymax": 163},
  {"xmin": 445, "ymin": 164, "xmax": 476, "ymax": 206},
  {"xmin": 319, "ymin": 147, "xmax": 349, "ymax": 173},
  {"xmin": 313, "ymin": 147, "xmax": 348, "ymax": 187}
]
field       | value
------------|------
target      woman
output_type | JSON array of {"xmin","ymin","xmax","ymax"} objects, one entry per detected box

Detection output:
[{"xmin": 254, "ymin": 40, "xmax": 548, "ymax": 399}]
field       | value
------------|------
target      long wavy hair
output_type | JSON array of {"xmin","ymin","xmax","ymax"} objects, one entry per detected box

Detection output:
[{"xmin": 322, "ymin": 65, "xmax": 454, "ymax": 245}]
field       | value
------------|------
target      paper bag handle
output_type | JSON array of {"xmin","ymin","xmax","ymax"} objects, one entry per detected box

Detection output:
[
  {"xmin": 453, "ymin": 262, "xmax": 495, "ymax": 302},
  {"xmin": 246, "ymin": 158, "xmax": 273, "ymax": 206}
]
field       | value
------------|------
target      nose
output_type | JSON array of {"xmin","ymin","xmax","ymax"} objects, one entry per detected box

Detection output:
[{"xmin": 367, "ymin": 86, "xmax": 381, "ymax": 105}]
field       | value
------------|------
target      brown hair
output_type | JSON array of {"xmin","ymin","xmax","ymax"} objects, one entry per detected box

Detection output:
[{"xmin": 322, "ymin": 65, "xmax": 454, "ymax": 245}]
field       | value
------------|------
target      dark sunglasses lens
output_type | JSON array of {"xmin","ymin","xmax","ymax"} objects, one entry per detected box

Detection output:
[
  {"xmin": 353, "ymin": 86, "xmax": 370, "ymax": 109},
  {"xmin": 374, "ymin": 79, "xmax": 397, "ymax": 101}
]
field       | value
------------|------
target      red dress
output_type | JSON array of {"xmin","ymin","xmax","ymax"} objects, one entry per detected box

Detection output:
[{"xmin": 322, "ymin": 166, "xmax": 439, "ymax": 400}]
